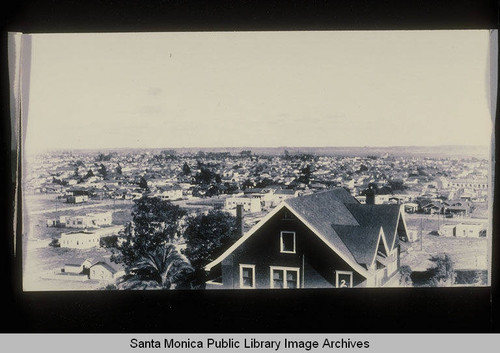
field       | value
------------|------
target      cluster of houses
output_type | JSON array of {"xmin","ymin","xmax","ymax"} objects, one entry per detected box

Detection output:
[
  {"xmin": 25, "ymin": 150, "xmax": 489, "ymax": 214},
  {"xmin": 57, "ymin": 256, "xmax": 124, "ymax": 282}
]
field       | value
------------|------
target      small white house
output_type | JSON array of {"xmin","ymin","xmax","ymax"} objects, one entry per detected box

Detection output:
[
  {"xmin": 455, "ymin": 223, "xmax": 485, "ymax": 238},
  {"xmin": 153, "ymin": 185, "xmax": 183, "ymax": 201},
  {"xmin": 89, "ymin": 262, "xmax": 118, "ymax": 281},
  {"xmin": 439, "ymin": 223, "xmax": 485, "ymax": 238},
  {"xmin": 66, "ymin": 195, "xmax": 89, "ymax": 204},
  {"xmin": 403, "ymin": 203, "xmax": 419, "ymax": 213},
  {"xmin": 63, "ymin": 258, "xmax": 86, "ymax": 273}
]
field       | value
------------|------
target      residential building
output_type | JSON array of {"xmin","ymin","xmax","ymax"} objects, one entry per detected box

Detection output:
[
  {"xmin": 59, "ymin": 225, "xmax": 122, "ymax": 249},
  {"xmin": 206, "ymin": 188, "xmax": 409, "ymax": 289},
  {"xmin": 50, "ymin": 211, "xmax": 113, "ymax": 229},
  {"xmin": 439, "ymin": 222, "xmax": 485, "ymax": 238},
  {"xmin": 224, "ymin": 196, "xmax": 262, "ymax": 213}
]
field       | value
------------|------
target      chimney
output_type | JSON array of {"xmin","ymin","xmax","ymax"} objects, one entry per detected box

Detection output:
[
  {"xmin": 365, "ymin": 187, "xmax": 375, "ymax": 205},
  {"xmin": 235, "ymin": 204, "xmax": 244, "ymax": 239}
]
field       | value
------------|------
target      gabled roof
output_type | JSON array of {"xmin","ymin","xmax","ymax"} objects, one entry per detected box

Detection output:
[
  {"xmin": 333, "ymin": 225, "xmax": 382, "ymax": 265},
  {"xmin": 90, "ymin": 261, "xmax": 118, "ymax": 274},
  {"xmin": 345, "ymin": 203, "xmax": 401, "ymax": 252},
  {"xmin": 205, "ymin": 189, "xmax": 405, "ymax": 275}
]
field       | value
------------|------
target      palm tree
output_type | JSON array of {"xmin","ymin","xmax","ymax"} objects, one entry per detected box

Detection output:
[{"xmin": 119, "ymin": 244, "xmax": 194, "ymax": 289}]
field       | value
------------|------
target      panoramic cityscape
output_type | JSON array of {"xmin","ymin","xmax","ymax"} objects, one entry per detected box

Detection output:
[
  {"xmin": 22, "ymin": 146, "xmax": 491, "ymax": 290},
  {"xmin": 13, "ymin": 30, "xmax": 493, "ymax": 290}
]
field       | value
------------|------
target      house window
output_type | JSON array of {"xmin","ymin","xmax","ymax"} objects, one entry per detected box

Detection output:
[
  {"xmin": 335, "ymin": 271, "xmax": 353, "ymax": 288},
  {"xmin": 280, "ymin": 231, "xmax": 296, "ymax": 253},
  {"xmin": 239, "ymin": 264, "xmax": 256, "ymax": 289},
  {"xmin": 270, "ymin": 266, "xmax": 300, "ymax": 289}
]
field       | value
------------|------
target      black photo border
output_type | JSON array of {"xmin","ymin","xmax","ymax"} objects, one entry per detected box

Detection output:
[{"xmin": 1, "ymin": 0, "xmax": 498, "ymax": 333}]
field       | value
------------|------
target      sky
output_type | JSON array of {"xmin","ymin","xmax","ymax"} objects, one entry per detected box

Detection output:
[{"xmin": 23, "ymin": 30, "xmax": 494, "ymax": 152}]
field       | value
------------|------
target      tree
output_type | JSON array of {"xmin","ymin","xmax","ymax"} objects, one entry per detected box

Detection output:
[
  {"xmin": 112, "ymin": 197, "xmax": 193, "ymax": 289},
  {"xmin": 98, "ymin": 163, "xmax": 108, "ymax": 178},
  {"xmin": 427, "ymin": 253, "xmax": 456, "ymax": 287},
  {"xmin": 183, "ymin": 210, "xmax": 238, "ymax": 287},
  {"xmin": 298, "ymin": 165, "xmax": 312, "ymax": 184},
  {"xmin": 115, "ymin": 164, "xmax": 123, "ymax": 175},
  {"xmin": 139, "ymin": 176, "xmax": 149, "ymax": 190},
  {"xmin": 399, "ymin": 265, "xmax": 413, "ymax": 287},
  {"xmin": 100, "ymin": 235, "xmax": 119, "ymax": 249},
  {"xmin": 182, "ymin": 162, "xmax": 191, "ymax": 176},
  {"xmin": 48, "ymin": 238, "xmax": 60, "ymax": 248},
  {"xmin": 85, "ymin": 169, "xmax": 95, "ymax": 179}
]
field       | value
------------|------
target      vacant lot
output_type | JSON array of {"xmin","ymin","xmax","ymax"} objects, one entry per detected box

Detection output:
[
  {"xmin": 401, "ymin": 232, "xmax": 488, "ymax": 272},
  {"xmin": 404, "ymin": 213, "xmax": 489, "ymax": 235},
  {"xmin": 23, "ymin": 245, "xmax": 115, "ymax": 291},
  {"xmin": 402, "ymin": 213, "xmax": 489, "ymax": 274}
]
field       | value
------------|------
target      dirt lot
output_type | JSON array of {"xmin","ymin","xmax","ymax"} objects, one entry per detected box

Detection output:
[
  {"xmin": 23, "ymin": 245, "xmax": 115, "ymax": 291},
  {"xmin": 401, "ymin": 232, "xmax": 488, "ymax": 271},
  {"xmin": 21, "ymin": 194, "xmax": 133, "ymax": 291},
  {"xmin": 402, "ymin": 212, "xmax": 489, "ymax": 269}
]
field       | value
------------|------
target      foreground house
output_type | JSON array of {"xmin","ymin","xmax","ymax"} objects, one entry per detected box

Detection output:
[{"xmin": 205, "ymin": 189, "xmax": 409, "ymax": 289}]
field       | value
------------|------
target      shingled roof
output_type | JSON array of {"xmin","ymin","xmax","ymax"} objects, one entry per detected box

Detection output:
[
  {"xmin": 205, "ymin": 188, "xmax": 405, "ymax": 273},
  {"xmin": 284, "ymin": 189, "xmax": 401, "ymax": 266}
]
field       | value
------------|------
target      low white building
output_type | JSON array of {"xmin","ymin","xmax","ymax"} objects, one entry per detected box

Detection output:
[
  {"xmin": 455, "ymin": 223, "xmax": 485, "ymax": 238},
  {"xmin": 66, "ymin": 195, "xmax": 89, "ymax": 204},
  {"xmin": 153, "ymin": 185, "xmax": 183, "ymax": 201},
  {"xmin": 60, "ymin": 231, "xmax": 101, "ymax": 249},
  {"xmin": 53, "ymin": 211, "xmax": 113, "ymax": 229},
  {"xmin": 59, "ymin": 225, "xmax": 122, "ymax": 249},
  {"xmin": 439, "ymin": 223, "xmax": 485, "ymax": 238},
  {"xmin": 224, "ymin": 196, "xmax": 261, "ymax": 213}
]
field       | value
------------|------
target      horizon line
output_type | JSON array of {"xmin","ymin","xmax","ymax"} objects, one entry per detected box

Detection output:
[{"xmin": 23, "ymin": 144, "xmax": 490, "ymax": 153}]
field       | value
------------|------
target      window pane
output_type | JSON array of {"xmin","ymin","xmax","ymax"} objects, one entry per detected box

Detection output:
[
  {"xmin": 286, "ymin": 271, "xmax": 297, "ymax": 281},
  {"xmin": 286, "ymin": 271, "xmax": 298, "ymax": 288},
  {"xmin": 273, "ymin": 270, "xmax": 284, "ymax": 288},
  {"xmin": 241, "ymin": 267, "xmax": 253, "ymax": 287},
  {"xmin": 273, "ymin": 279, "xmax": 284, "ymax": 288},
  {"xmin": 281, "ymin": 232, "xmax": 295, "ymax": 252},
  {"xmin": 242, "ymin": 268, "xmax": 251, "ymax": 278},
  {"xmin": 273, "ymin": 270, "xmax": 283, "ymax": 280}
]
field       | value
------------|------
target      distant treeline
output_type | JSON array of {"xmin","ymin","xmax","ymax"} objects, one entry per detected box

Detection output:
[{"xmin": 39, "ymin": 145, "xmax": 489, "ymax": 159}]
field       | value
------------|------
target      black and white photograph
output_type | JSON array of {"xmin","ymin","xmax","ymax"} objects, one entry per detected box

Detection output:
[{"xmin": 11, "ymin": 30, "xmax": 494, "ymax": 294}]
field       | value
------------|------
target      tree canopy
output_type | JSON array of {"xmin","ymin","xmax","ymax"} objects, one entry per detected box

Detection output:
[
  {"xmin": 183, "ymin": 210, "xmax": 238, "ymax": 282},
  {"xmin": 427, "ymin": 253, "xmax": 456, "ymax": 287},
  {"xmin": 112, "ymin": 197, "xmax": 193, "ymax": 289}
]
